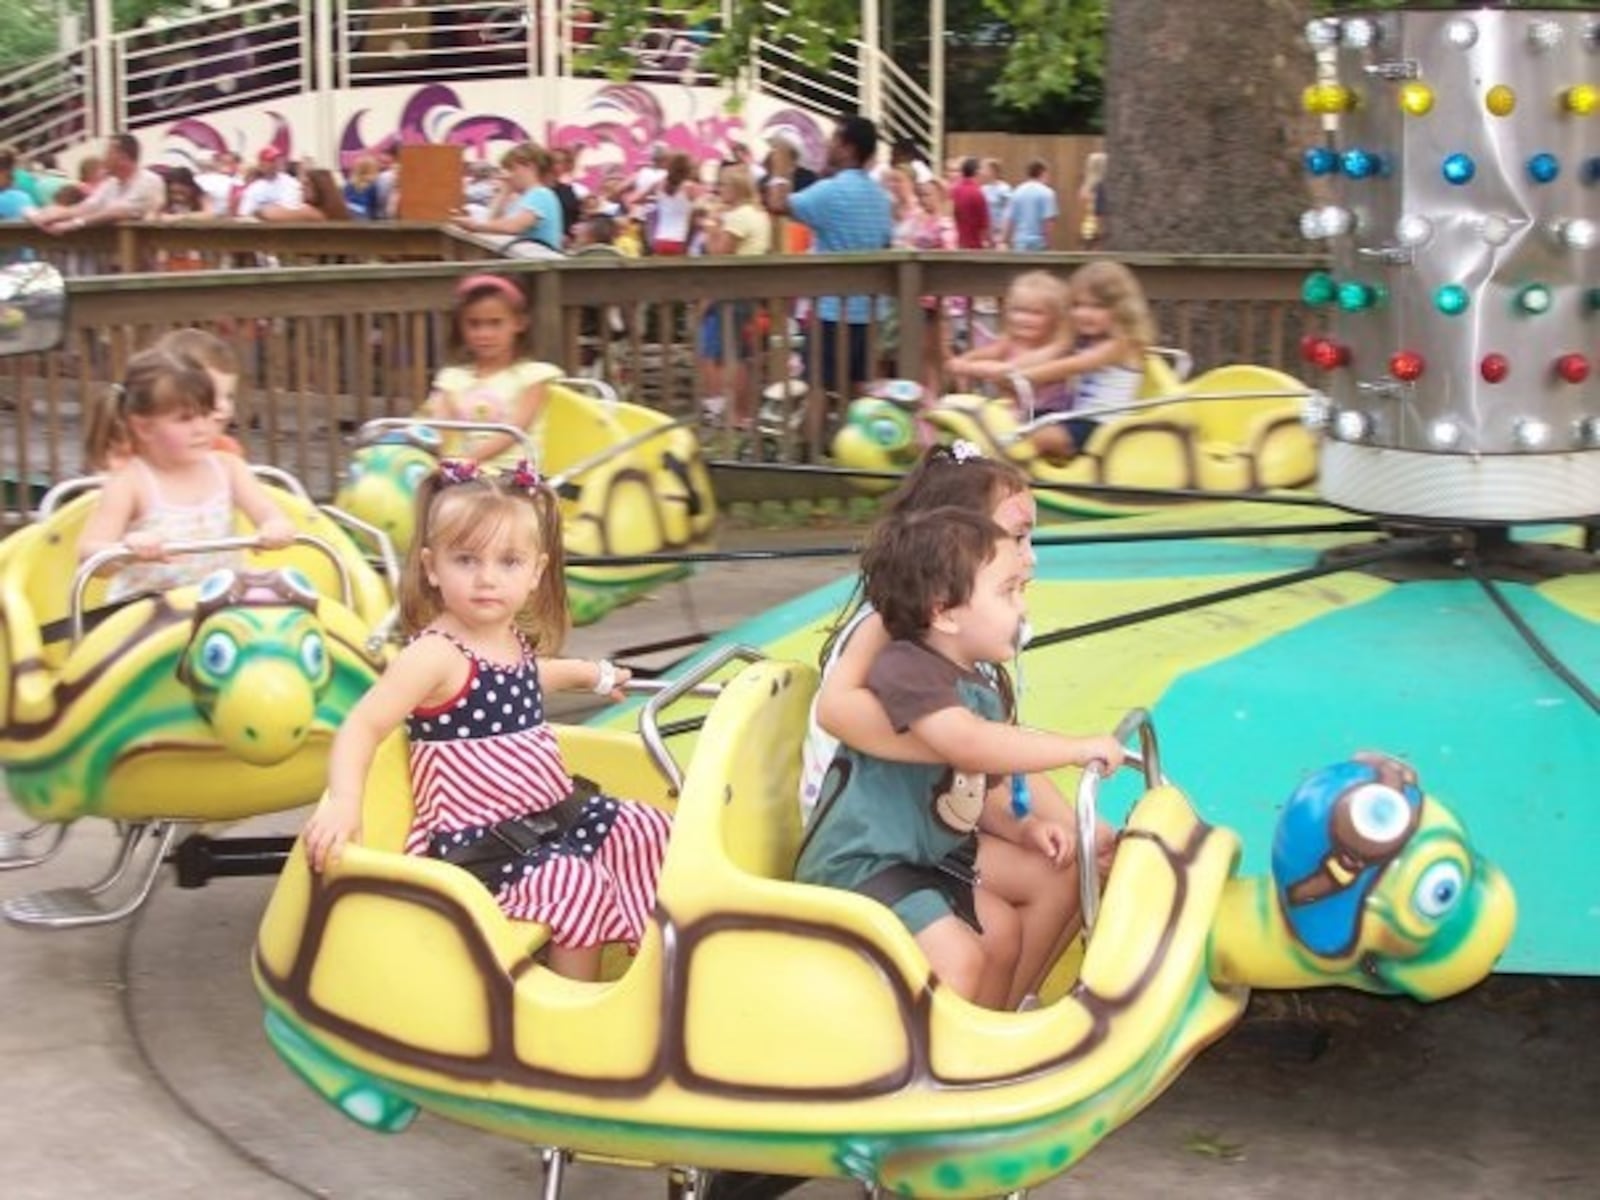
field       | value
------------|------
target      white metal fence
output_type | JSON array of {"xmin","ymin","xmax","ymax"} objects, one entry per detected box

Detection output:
[{"xmin": 0, "ymin": 2, "xmax": 936, "ymax": 167}]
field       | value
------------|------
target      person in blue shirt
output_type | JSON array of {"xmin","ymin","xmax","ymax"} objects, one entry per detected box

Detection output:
[
  {"xmin": 451, "ymin": 142, "xmax": 564, "ymax": 255},
  {"xmin": 767, "ymin": 115, "xmax": 893, "ymax": 415},
  {"xmin": 1002, "ymin": 159, "xmax": 1059, "ymax": 252}
]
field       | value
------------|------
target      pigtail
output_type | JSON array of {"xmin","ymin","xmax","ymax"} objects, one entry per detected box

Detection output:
[
  {"xmin": 82, "ymin": 382, "xmax": 130, "ymax": 473},
  {"xmin": 397, "ymin": 471, "xmax": 449, "ymax": 636},
  {"xmin": 516, "ymin": 482, "xmax": 570, "ymax": 654}
]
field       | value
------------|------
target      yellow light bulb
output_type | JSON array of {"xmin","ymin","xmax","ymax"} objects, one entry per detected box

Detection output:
[
  {"xmin": 1400, "ymin": 82, "xmax": 1435, "ymax": 116},
  {"xmin": 1302, "ymin": 82, "xmax": 1353, "ymax": 115},
  {"xmin": 1565, "ymin": 84, "xmax": 1598, "ymax": 116},
  {"xmin": 1485, "ymin": 84, "xmax": 1516, "ymax": 117}
]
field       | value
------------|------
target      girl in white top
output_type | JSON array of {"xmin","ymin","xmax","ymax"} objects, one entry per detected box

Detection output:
[
  {"xmin": 420, "ymin": 274, "xmax": 562, "ymax": 467},
  {"xmin": 79, "ymin": 346, "xmax": 295, "ymax": 601}
]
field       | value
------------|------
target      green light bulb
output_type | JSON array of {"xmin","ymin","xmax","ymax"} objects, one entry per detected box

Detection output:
[
  {"xmin": 1515, "ymin": 283, "xmax": 1553, "ymax": 315},
  {"xmin": 1337, "ymin": 280, "xmax": 1379, "ymax": 313},
  {"xmin": 1434, "ymin": 284, "xmax": 1470, "ymax": 316},
  {"xmin": 1302, "ymin": 272, "xmax": 1338, "ymax": 307}
]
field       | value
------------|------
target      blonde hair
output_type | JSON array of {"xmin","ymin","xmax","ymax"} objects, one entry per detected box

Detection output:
[
  {"xmin": 718, "ymin": 163, "xmax": 756, "ymax": 207},
  {"xmin": 1070, "ymin": 259, "xmax": 1154, "ymax": 351},
  {"xmin": 84, "ymin": 346, "xmax": 215, "ymax": 471},
  {"xmin": 398, "ymin": 469, "xmax": 569, "ymax": 652},
  {"xmin": 156, "ymin": 327, "xmax": 241, "ymax": 376},
  {"xmin": 501, "ymin": 142, "xmax": 552, "ymax": 180},
  {"xmin": 1005, "ymin": 270, "xmax": 1071, "ymax": 335}
]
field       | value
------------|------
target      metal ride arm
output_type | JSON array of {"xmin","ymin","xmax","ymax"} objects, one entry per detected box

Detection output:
[
  {"xmin": 71, "ymin": 533, "xmax": 355, "ymax": 645},
  {"xmin": 40, "ymin": 465, "xmax": 314, "ymax": 519},
  {"xmin": 554, "ymin": 376, "xmax": 620, "ymax": 407},
  {"xmin": 546, "ymin": 412, "xmax": 699, "ymax": 493},
  {"xmin": 639, "ymin": 645, "xmax": 765, "ymax": 794},
  {"xmin": 1075, "ymin": 708, "xmax": 1166, "ymax": 937},
  {"xmin": 1011, "ymin": 386, "xmax": 1317, "ymax": 441}
]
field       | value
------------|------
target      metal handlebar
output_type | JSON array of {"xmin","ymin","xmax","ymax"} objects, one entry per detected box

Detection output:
[
  {"xmin": 37, "ymin": 474, "xmax": 106, "ymax": 518},
  {"xmin": 71, "ymin": 533, "xmax": 353, "ymax": 646},
  {"xmin": 250, "ymin": 464, "xmax": 312, "ymax": 501},
  {"xmin": 355, "ymin": 417, "xmax": 539, "ymax": 462},
  {"xmin": 1011, "ymin": 387, "xmax": 1313, "ymax": 439},
  {"xmin": 555, "ymin": 376, "xmax": 620, "ymax": 407},
  {"xmin": 1074, "ymin": 708, "xmax": 1167, "ymax": 939},
  {"xmin": 638, "ymin": 644, "xmax": 765, "ymax": 794},
  {"xmin": 546, "ymin": 412, "xmax": 697, "ymax": 492}
]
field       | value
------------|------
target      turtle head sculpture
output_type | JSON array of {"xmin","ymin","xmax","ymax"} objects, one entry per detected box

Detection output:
[{"xmin": 333, "ymin": 427, "xmax": 441, "ymax": 555}]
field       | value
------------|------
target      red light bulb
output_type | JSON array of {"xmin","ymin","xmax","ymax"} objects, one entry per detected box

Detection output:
[
  {"xmin": 1480, "ymin": 353, "xmax": 1510, "ymax": 383},
  {"xmin": 1310, "ymin": 338, "xmax": 1350, "ymax": 371},
  {"xmin": 1389, "ymin": 350, "xmax": 1426, "ymax": 381},
  {"xmin": 1555, "ymin": 354, "xmax": 1590, "ymax": 384},
  {"xmin": 1299, "ymin": 333, "xmax": 1323, "ymax": 363}
]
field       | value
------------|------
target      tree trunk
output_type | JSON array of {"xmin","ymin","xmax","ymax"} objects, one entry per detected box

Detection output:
[{"xmin": 1105, "ymin": 0, "xmax": 1317, "ymax": 254}]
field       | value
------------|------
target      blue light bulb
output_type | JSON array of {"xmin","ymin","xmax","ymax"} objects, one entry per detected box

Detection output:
[
  {"xmin": 1303, "ymin": 146, "xmax": 1339, "ymax": 176},
  {"xmin": 1585, "ymin": 157, "xmax": 1600, "ymax": 187},
  {"xmin": 1342, "ymin": 148, "xmax": 1377, "ymax": 179},
  {"xmin": 1442, "ymin": 153, "xmax": 1476, "ymax": 185},
  {"xmin": 1527, "ymin": 153, "xmax": 1560, "ymax": 184}
]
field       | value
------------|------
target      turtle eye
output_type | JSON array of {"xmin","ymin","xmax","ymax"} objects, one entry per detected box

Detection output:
[
  {"xmin": 299, "ymin": 631, "xmax": 328, "ymax": 680},
  {"xmin": 415, "ymin": 425, "xmax": 443, "ymax": 449},
  {"xmin": 281, "ymin": 568, "xmax": 318, "ymax": 603},
  {"xmin": 197, "ymin": 570, "xmax": 236, "ymax": 604},
  {"xmin": 1413, "ymin": 861, "xmax": 1465, "ymax": 920},
  {"xmin": 199, "ymin": 630, "xmax": 239, "ymax": 678},
  {"xmin": 347, "ymin": 460, "xmax": 365, "ymax": 480},
  {"xmin": 1342, "ymin": 783, "xmax": 1413, "ymax": 850},
  {"xmin": 402, "ymin": 461, "xmax": 430, "ymax": 488}
]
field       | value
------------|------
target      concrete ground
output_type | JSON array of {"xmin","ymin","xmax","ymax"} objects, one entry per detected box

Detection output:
[{"xmin": 3, "ymin": 525, "xmax": 1597, "ymax": 1199}]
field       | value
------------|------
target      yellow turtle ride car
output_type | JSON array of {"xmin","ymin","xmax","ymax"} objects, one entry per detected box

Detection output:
[
  {"xmin": 254, "ymin": 651, "xmax": 1512, "ymax": 1198},
  {"xmin": 333, "ymin": 379, "xmax": 716, "ymax": 625},
  {"xmin": 0, "ymin": 473, "xmax": 392, "ymax": 926}
]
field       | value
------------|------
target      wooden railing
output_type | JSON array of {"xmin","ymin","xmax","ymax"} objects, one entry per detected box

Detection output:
[{"xmin": 0, "ymin": 231, "xmax": 1324, "ymax": 523}]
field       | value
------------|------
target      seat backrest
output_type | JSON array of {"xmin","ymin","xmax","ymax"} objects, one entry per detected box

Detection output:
[
  {"xmin": 667, "ymin": 659, "xmax": 818, "ymax": 884},
  {"xmin": 1137, "ymin": 352, "xmax": 1186, "ymax": 400},
  {"xmin": 1183, "ymin": 365, "xmax": 1310, "ymax": 445}
]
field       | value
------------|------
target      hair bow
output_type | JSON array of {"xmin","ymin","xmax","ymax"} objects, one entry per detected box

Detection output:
[
  {"xmin": 506, "ymin": 459, "xmax": 543, "ymax": 492},
  {"xmin": 951, "ymin": 439, "xmax": 984, "ymax": 464},
  {"xmin": 438, "ymin": 459, "xmax": 481, "ymax": 485}
]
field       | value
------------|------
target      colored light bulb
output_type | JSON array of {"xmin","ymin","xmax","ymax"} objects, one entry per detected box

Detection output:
[
  {"xmin": 1442, "ymin": 153, "xmax": 1475, "ymax": 184},
  {"xmin": 1565, "ymin": 85, "xmax": 1599, "ymax": 116},
  {"xmin": 1444, "ymin": 18, "xmax": 1478, "ymax": 49},
  {"xmin": 1529, "ymin": 20, "xmax": 1564, "ymax": 52},
  {"xmin": 1528, "ymin": 153, "xmax": 1560, "ymax": 184},
  {"xmin": 1302, "ymin": 271, "xmax": 1338, "ymax": 307},
  {"xmin": 1299, "ymin": 333, "xmax": 1323, "ymax": 363},
  {"xmin": 1389, "ymin": 350, "xmax": 1426, "ymax": 382},
  {"xmin": 1337, "ymin": 280, "xmax": 1379, "ymax": 312},
  {"xmin": 1342, "ymin": 18, "xmax": 1376, "ymax": 49},
  {"xmin": 1310, "ymin": 338, "xmax": 1351, "ymax": 372},
  {"xmin": 1478, "ymin": 214, "xmax": 1514, "ymax": 246},
  {"xmin": 1395, "ymin": 214, "xmax": 1434, "ymax": 247},
  {"xmin": 1303, "ymin": 82, "xmax": 1354, "ymax": 115},
  {"xmin": 1585, "ymin": 158, "xmax": 1600, "ymax": 186},
  {"xmin": 1555, "ymin": 354, "xmax": 1591, "ymax": 384},
  {"xmin": 1485, "ymin": 85, "xmax": 1516, "ymax": 116},
  {"xmin": 1334, "ymin": 409, "xmax": 1373, "ymax": 442},
  {"xmin": 1516, "ymin": 284, "xmax": 1553, "ymax": 315},
  {"xmin": 1429, "ymin": 418, "xmax": 1463, "ymax": 450},
  {"xmin": 1513, "ymin": 418, "xmax": 1552, "ymax": 451},
  {"xmin": 1557, "ymin": 218, "xmax": 1598, "ymax": 250},
  {"xmin": 1305, "ymin": 18, "xmax": 1340, "ymax": 48},
  {"xmin": 1480, "ymin": 354, "xmax": 1510, "ymax": 383},
  {"xmin": 1342, "ymin": 148, "xmax": 1378, "ymax": 179},
  {"xmin": 1400, "ymin": 82, "xmax": 1434, "ymax": 115},
  {"xmin": 1434, "ymin": 284, "xmax": 1470, "ymax": 316},
  {"xmin": 1303, "ymin": 146, "xmax": 1339, "ymax": 176}
]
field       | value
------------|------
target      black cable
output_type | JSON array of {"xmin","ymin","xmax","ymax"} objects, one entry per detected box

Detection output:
[
  {"xmin": 1465, "ymin": 559, "xmax": 1600, "ymax": 716},
  {"xmin": 1026, "ymin": 534, "xmax": 1457, "ymax": 651},
  {"xmin": 565, "ymin": 520, "xmax": 1382, "ymax": 569},
  {"xmin": 706, "ymin": 458, "xmax": 1333, "ymax": 507}
]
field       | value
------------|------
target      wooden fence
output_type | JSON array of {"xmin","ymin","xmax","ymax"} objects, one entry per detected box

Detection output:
[
  {"xmin": 0, "ymin": 225, "xmax": 1323, "ymax": 522},
  {"xmin": 944, "ymin": 133, "xmax": 1105, "ymax": 251}
]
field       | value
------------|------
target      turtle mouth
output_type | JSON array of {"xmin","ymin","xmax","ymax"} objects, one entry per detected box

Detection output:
[{"xmin": 116, "ymin": 729, "xmax": 333, "ymax": 764}]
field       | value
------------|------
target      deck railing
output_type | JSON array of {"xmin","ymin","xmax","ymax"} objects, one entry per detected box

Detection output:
[{"xmin": 0, "ymin": 232, "xmax": 1321, "ymax": 523}]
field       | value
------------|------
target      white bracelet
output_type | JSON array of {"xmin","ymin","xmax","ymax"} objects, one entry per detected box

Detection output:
[{"xmin": 593, "ymin": 659, "xmax": 618, "ymax": 696}]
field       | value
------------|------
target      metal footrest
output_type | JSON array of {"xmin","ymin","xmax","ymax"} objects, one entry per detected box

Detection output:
[
  {"xmin": 0, "ymin": 822, "xmax": 70, "ymax": 870},
  {"xmin": 2, "ymin": 822, "xmax": 186, "ymax": 929}
]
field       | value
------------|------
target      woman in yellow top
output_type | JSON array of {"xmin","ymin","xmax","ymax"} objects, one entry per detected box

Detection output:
[
  {"xmin": 697, "ymin": 164, "xmax": 774, "ymax": 431},
  {"xmin": 421, "ymin": 275, "xmax": 563, "ymax": 466}
]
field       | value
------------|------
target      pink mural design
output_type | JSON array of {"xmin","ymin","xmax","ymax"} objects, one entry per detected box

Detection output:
[{"xmin": 160, "ymin": 83, "xmax": 827, "ymax": 184}]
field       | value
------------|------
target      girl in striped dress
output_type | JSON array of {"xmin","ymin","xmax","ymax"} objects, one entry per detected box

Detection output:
[{"xmin": 303, "ymin": 460, "xmax": 673, "ymax": 980}]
